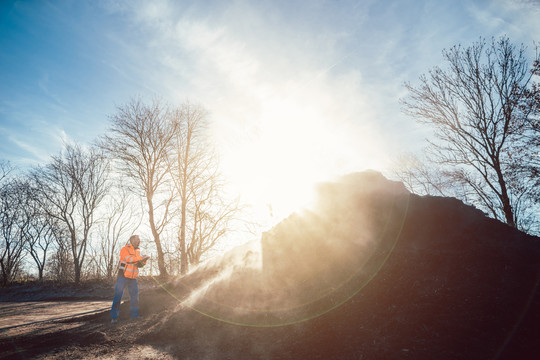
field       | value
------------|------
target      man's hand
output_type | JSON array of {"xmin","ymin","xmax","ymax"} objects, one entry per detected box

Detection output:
[{"xmin": 136, "ymin": 255, "xmax": 150, "ymax": 268}]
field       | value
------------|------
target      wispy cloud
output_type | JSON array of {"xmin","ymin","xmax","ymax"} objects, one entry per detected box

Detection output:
[
  {"xmin": 7, "ymin": 135, "xmax": 51, "ymax": 164},
  {"xmin": 2, "ymin": 0, "xmax": 538, "ymax": 214},
  {"xmin": 37, "ymin": 72, "xmax": 71, "ymax": 114},
  {"xmin": 467, "ymin": 0, "xmax": 540, "ymax": 48},
  {"xmin": 92, "ymin": 0, "xmax": 540, "ymax": 219},
  {"xmin": 103, "ymin": 1, "xmax": 392, "ymax": 217}
]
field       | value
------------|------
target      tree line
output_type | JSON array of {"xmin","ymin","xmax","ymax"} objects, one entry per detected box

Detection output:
[{"xmin": 0, "ymin": 99, "xmax": 239, "ymax": 285}]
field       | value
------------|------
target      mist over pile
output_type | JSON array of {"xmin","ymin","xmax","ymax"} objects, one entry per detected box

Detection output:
[
  {"xmin": 166, "ymin": 171, "xmax": 410, "ymax": 326},
  {"xmin": 138, "ymin": 170, "xmax": 539, "ymax": 359}
]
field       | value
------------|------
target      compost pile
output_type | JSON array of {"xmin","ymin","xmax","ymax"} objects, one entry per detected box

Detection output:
[{"xmin": 1, "ymin": 171, "xmax": 539, "ymax": 359}]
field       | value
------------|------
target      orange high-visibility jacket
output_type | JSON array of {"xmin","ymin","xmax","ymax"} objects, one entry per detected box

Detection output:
[{"xmin": 118, "ymin": 243, "xmax": 146, "ymax": 279}]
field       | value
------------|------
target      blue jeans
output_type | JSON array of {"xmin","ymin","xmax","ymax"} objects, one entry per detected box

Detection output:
[{"xmin": 110, "ymin": 275, "xmax": 139, "ymax": 319}]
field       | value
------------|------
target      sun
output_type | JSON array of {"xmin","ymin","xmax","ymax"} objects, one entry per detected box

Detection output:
[
  {"xmin": 220, "ymin": 98, "xmax": 351, "ymax": 226},
  {"xmin": 213, "ymin": 83, "xmax": 389, "ymax": 237}
]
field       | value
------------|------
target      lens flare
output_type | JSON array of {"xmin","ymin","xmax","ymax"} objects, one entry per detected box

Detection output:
[{"xmin": 152, "ymin": 175, "xmax": 410, "ymax": 327}]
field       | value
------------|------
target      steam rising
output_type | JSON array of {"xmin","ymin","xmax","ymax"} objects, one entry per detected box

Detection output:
[
  {"xmin": 181, "ymin": 240, "xmax": 263, "ymax": 308},
  {"xmin": 169, "ymin": 171, "xmax": 410, "ymax": 327}
]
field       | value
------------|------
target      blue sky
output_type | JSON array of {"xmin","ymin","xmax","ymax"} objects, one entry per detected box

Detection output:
[{"xmin": 1, "ymin": 0, "xmax": 539, "ymax": 217}]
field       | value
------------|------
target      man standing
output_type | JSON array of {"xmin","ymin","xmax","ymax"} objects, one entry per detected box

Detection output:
[{"xmin": 110, "ymin": 234, "xmax": 149, "ymax": 323}]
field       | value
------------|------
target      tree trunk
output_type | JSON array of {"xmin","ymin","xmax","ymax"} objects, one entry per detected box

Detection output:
[
  {"xmin": 147, "ymin": 195, "xmax": 168, "ymax": 278},
  {"xmin": 500, "ymin": 184, "xmax": 516, "ymax": 228},
  {"xmin": 180, "ymin": 200, "xmax": 188, "ymax": 275},
  {"xmin": 71, "ymin": 233, "xmax": 81, "ymax": 284},
  {"xmin": 1, "ymin": 263, "xmax": 7, "ymax": 286},
  {"xmin": 107, "ymin": 254, "xmax": 114, "ymax": 278},
  {"xmin": 495, "ymin": 166, "xmax": 516, "ymax": 228},
  {"xmin": 74, "ymin": 262, "xmax": 81, "ymax": 284}
]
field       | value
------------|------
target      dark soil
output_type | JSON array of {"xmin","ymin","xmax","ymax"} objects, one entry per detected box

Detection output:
[{"xmin": 1, "ymin": 171, "xmax": 539, "ymax": 359}]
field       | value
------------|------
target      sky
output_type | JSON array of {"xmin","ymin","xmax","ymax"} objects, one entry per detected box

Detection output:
[{"xmin": 1, "ymin": 0, "xmax": 539, "ymax": 225}]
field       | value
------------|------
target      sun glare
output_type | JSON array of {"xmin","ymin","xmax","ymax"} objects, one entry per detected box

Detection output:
[{"xmin": 221, "ymin": 96, "xmax": 376, "ymax": 227}]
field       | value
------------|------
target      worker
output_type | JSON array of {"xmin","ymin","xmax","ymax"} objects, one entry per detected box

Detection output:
[{"xmin": 110, "ymin": 234, "xmax": 150, "ymax": 323}]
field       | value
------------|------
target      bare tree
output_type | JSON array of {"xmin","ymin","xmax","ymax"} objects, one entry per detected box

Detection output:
[
  {"xmin": 169, "ymin": 102, "xmax": 239, "ymax": 273},
  {"xmin": 20, "ymin": 181, "xmax": 58, "ymax": 281},
  {"xmin": 0, "ymin": 177, "xmax": 27, "ymax": 285},
  {"xmin": 95, "ymin": 183, "xmax": 143, "ymax": 278},
  {"xmin": 24, "ymin": 218, "xmax": 57, "ymax": 281},
  {"xmin": 33, "ymin": 144, "xmax": 109, "ymax": 283},
  {"xmin": 402, "ymin": 36, "xmax": 540, "ymax": 229},
  {"xmin": 513, "ymin": 58, "xmax": 540, "ymax": 204},
  {"xmin": 170, "ymin": 103, "xmax": 207, "ymax": 274},
  {"xmin": 99, "ymin": 98, "xmax": 178, "ymax": 278},
  {"xmin": 46, "ymin": 227, "xmax": 73, "ymax": 282},
  {"xmin": 186, "ymin": 173, "xmax": 239, "ymax": 266}
]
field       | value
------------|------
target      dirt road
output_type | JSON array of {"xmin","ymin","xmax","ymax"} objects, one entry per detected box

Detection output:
[{"xmin": 0, "ymin": 301, "xmax": 110, "ymax": 332}]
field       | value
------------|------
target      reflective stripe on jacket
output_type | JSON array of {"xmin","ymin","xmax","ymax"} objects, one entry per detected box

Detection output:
[{"xmin": 118, "ymin": 243, "xmax": 146, "ymax": 279}]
